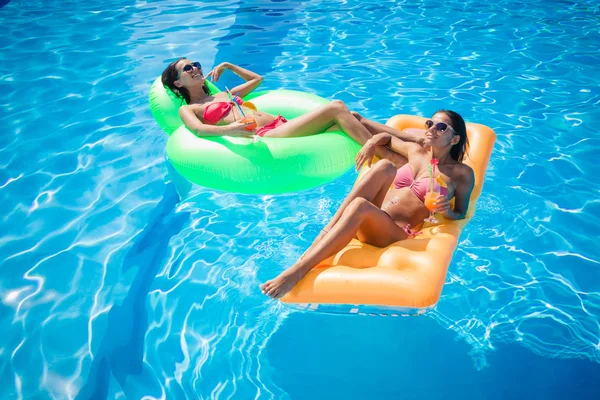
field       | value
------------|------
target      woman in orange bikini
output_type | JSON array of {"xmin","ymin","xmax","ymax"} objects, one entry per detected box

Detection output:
[
  {"xmin": 161, "ymin": 58, "xmax": 421, "ymax": 161},
  {"xmin": 260, "ymin": 110, "xmax": 475, "ymax": 299}
]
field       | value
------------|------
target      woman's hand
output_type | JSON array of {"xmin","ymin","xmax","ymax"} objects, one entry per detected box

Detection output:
[
  {"xmin": 226, "ymin": 121, "xmax": 256, "ymax": 138},
  {"xmin": 355, "ymin": 134, "xmax": 391, "ymax": 171},
  {"xmin": 355, "ymin": 141, "xmax": 378, "ymax": 171},
  {"xmin": 207, "ymin": 62, "xmax": 231, "ymax": 82},
  {"xmin": 433, "ymin": 195, "xmax": 451, "ymax": 214}
]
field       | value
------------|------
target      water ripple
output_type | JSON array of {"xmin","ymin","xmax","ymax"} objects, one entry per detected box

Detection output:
[{"xmin": 1, "ymin": 0, "xmax": 600, "ymax": 398}]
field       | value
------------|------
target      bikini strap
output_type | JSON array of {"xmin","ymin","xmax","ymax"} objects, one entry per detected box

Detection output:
[{"xmin": 402, "ymin": 224, "xmax": 422, "ymax": 239}]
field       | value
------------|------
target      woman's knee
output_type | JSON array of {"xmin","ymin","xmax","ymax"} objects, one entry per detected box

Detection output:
[
  {"xmin": 327, "ymin": 100, "xmax": 349, "ymax": 116},
  {"xmin": 346, "ymin": 197, "xmax": 375, "ymax": 216},
  {"xmin": 371, "ymin": 159, "xmax": 397, "ymax": 178}
]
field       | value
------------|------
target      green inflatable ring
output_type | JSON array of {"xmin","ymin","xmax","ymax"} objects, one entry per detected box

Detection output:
[{"xmin": 148, "ymin": 77, "xmax": 361, "ymax": 194}]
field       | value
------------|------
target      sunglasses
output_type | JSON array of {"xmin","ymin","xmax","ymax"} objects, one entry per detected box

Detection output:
[
  {"xmin": 425, "ymin": 119, "xmax": 456, "ymax": 134},
  {"xmin": 177, "ymin": 61, "xmax": 202, "ymax": 79}
]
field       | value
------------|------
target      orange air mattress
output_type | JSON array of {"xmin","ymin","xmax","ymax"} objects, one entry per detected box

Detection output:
[{"xmin": 280, "ymin": 114, "xmax": 496, "ymax": 316}]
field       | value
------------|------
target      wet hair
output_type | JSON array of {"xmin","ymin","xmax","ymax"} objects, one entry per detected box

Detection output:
[
  {"xmin": 435, "ymin": 109, "xmax": 468, "ymax": 163},
  {"xmin": 161, "ymin": 57, "xmax": 210, "ymax": 104}
]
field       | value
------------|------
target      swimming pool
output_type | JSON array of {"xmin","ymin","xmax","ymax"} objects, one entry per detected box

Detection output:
[{"xmin": 1, "ymin": 0, "xmax": 599, "ymax": 398}]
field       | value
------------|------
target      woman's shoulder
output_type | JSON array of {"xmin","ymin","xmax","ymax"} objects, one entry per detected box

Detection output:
[{"xmin": 452, "ymin": 162, "xmax": 475, "ymax": 185}]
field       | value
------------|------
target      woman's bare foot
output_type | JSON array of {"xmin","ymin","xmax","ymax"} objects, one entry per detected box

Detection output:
[{"xmin": 260, "ymin": 270, "xmax": 303, "ymax": 299}]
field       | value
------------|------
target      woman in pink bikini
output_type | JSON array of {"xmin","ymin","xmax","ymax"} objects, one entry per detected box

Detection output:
[
  {"xmin": 260, "ymin": 110, "xmax": 475, "ymax": 299},
  {"xmin": 161, "ymin": 58, "xmax": 420, "ymax": 160}
]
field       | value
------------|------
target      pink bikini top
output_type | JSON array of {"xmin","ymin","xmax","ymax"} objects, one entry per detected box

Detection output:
[
  {"xmin": 393, "ymin": 164, "xmax": 448, "ymax": 202},
  {"xmin": 202, "ymin": 96, "xmax": 244, "ymax": 125}
]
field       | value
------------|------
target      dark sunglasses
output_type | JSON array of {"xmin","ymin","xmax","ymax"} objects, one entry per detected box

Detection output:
[
  {"xmin": 177, "ymin": 61, "xmax": 202, "ymax": 79},
  {"xmin": 425, "ymin": 119, "xmax": 456, "ymax": 134}
]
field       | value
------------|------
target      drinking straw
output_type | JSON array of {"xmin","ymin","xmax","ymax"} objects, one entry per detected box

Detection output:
[
  {"xmin": 429, "ymin": 149, "xmax": 439, "ymax": 193},
  {"xmin": 429, "ymin": 148, "xmax": 434, "ymax": 193},
  {"xmin": 225, "ymin": 86, "xmax": 246, "ymax": 118}
]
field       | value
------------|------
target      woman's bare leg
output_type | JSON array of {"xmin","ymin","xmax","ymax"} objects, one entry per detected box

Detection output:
[
  {"xmin": 263, "ymin": 100, "xmax": 372, "ymax": 145},
  {"xmin": 324, "ymin": 114, "xmax": 411, "ymax": 166},
  {"xmin": 307, "ymin": 160, "xmax": 396, "ymax": 251},
  {"xmin": 351, "ymin": 112, "xmax": 407, "ymax": 137},
  {"xmin": 260, "ymin": 198, "xmax": 407, "ymax": 299},
  {"xmin": 352, "ymin": 112, "xmax": 426, "ymax": 146}
]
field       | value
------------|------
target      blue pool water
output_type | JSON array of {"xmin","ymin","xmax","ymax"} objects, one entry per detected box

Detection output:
[{"xmin": 1, "ymin": 0, "xmax": 599, "ymax": 398}]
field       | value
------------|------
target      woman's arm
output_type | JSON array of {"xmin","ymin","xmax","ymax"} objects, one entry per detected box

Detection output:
[
  {"xmin": 208, "ymin": 62, "xmax": 263, "ymax": 98},
  {"xmin": 352, "ymin": 113, "xmax": 425, "ymax": 145},
  {"xmin": 440, "ymin": 165, "xmax": 475, "ymax": 220},
  {"xmin": 374, "ymin": 133, "xmax": 421, "ymax": 158},
  {"xmin": 355, "ymin": 133, "xmax": 421, "ymax": 170},
  {"xmin": 179, "ymin": 106, "xmax": 253, "ymax": 137},
  {"xmin": 394, "ymin": 128, "xmax": 427, "ymax": 145}
]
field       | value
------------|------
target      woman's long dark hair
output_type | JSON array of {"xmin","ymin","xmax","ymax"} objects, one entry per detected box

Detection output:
[
  {"xmin": 161, "ymin": 57, "xmax": 210, "ymax": 104},
  {"xmin": 435, "ymin": 109, "xmax": 468, "ymax": 163}
]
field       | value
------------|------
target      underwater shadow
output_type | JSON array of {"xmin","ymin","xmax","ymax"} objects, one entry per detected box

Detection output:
[{"xmin": 76, "ymin": 182, "xmax": 190, "ymax": 399}]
